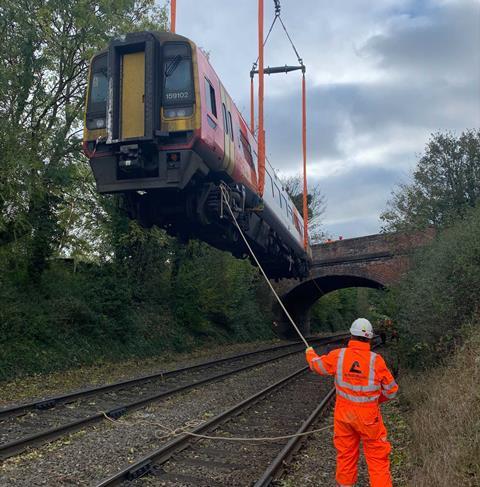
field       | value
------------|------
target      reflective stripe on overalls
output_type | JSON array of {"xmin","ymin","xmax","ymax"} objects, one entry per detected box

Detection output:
[{"xmin": 335, "ymin": 348, "xmax": 381, "ymax": 403}]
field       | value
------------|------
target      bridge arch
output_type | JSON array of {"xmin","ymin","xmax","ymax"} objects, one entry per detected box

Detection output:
[
  {"xmin": 273, "ymin": 274, "xmax": 384, "ymax": 339},
  {"xmin": 272, "ymin": 230, "xmax": 434, "ymax": 338}
]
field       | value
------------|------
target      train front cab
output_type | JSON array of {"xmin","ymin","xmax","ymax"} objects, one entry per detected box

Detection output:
[{"xmin": 83, "ymin": 32, "xmax": 208, "ymax": 196}]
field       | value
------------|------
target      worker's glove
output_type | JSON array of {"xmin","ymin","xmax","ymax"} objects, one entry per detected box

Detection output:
[{"xmin": 305, "ymin": 346, "xmax": 316, "ymax": 359}]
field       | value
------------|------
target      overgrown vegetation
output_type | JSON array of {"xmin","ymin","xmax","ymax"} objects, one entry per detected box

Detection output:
[
  {"xmin": 393, "ymin": 204, "xmax": 480, "ymax": 367},
  {"xmin": 399, "ymin": 324, "xmax": 480, "ymax": 486},
  {"xmin": 381, "ymin": 130, "xmax": 480, "ymax": 367},
  {"xmin": 0, "ymin": 230, "xmax": 274, "ymax": 381},
  {"xmin": 310, "ymin": 287, "xmax": 394, "ymax": 333},
  {"xmin": 379, "ymin": 131, "xmax": 480, "ymax": 485}
]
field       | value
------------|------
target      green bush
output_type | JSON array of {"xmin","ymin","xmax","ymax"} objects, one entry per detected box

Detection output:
[
  {"xmin": 394, "ymin": 205, "xmax": 480, "ymax": 368},
  {"xmin": 310, "ymin": 287, "xmax": 393, "ymax": 333},
  {"xmin": 0, "ymin": 238, "xmax": 274, "ymax": 381}
]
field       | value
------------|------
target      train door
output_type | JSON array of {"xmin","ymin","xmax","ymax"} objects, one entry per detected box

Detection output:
[
  {"xmin": 220, "ymin": 85, "xmax": 235, "ymax": 176},
  {"xmin": 120, "ymin": 51, "xmax": 145, "ymax": 139}
]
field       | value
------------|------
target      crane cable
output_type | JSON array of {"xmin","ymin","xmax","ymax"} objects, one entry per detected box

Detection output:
[
  {"xmin": 251, "ymin": 0, "xmax": 303, "ymax": 70},
  {"xmin": 220, "ymin": 185, "xmax": 310, "ymax": 348},
  {"xmin": 250, "ymin": 0, "xmax": 301, "ymax": 133}
]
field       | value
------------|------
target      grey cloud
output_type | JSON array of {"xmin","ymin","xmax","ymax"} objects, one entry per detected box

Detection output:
[
  {"xmin": 362, "ymin": 0, "xmax": 480, "ymax": 81},
  {"xmin": 333, "ymin": 79, "xmax": 479, "ymax": 132},
  {"xmin": 315, "ymin": 165, "xmax": 407, "ymax": 237},
  {"xmin": 263, "ymin": 87, "xmax": 347, "ymax": 170},
  {"xmin": 252, "ymin": 71, "xmax": 478, "ymax": 173},
  {"xmin": 324, "ymin": 217, "xmax": 381, "ymax": 240}
]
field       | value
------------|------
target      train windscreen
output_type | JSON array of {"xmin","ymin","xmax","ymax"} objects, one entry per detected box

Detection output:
[
  {"xmin": 86, "ymin": 54, "xmax": 108, "ymax": 130},
  {"xmin": 163, "ymin": 43, "xmax": 194, "ymax": 117}
]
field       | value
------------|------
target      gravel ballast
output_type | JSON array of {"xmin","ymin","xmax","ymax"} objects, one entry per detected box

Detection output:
[{"xmin": 0, "ymin": 352, "xmax": 312, "ymax": 486}]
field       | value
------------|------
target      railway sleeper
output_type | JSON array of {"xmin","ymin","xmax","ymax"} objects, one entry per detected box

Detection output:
[
  {"xmin": 126, "ymin": 459, "xmax": 153, "ymax": 480},
  {"xmin": 34, "ymin": 399, "xmax": 57, "ymax": 410},
  {"xmin": 106, "ymin": 406, "xmax": 127, "ymax": 420}
]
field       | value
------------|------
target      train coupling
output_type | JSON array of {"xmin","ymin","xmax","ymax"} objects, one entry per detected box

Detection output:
[{"xmin": 117, "ymin": 144, "xmax": 142, "ymax": 170}]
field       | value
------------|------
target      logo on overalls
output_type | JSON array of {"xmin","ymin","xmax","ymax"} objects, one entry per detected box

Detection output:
[{"xmin": 349, "ymin": 361, "xmax": 362, "ymax": 374}]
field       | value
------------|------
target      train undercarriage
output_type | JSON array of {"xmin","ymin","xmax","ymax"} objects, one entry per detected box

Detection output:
[{"xmin": 119, "ymin": 182, "xmax": 308, "ymax": 280}]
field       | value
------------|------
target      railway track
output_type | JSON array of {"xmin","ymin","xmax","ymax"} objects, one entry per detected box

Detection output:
[
  {"xmin": 0, "ymin": 334, "xmax": 347, "ymax": 461},
  {"xmin": 94, "ymin": 339, "xmax": 382, "ymax": 487},
  {"xmin": 95, "ymin": 365, "xmax": 333, "ymax": 486}
]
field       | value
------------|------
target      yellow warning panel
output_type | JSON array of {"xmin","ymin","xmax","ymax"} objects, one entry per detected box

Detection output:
[{"xmin": 121, "ymin": 51, "xmax": 145, "ymax": 139}]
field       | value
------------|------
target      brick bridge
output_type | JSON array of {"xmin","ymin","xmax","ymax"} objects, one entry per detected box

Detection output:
[{"xmin": 272, "ymin": 230, "xmax": 434, "ymax": 337}]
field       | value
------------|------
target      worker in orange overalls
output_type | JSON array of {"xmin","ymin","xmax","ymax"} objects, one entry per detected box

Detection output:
[{"xmin": 306, "ymin": 318, "xmax": 398, "ymax": 487}]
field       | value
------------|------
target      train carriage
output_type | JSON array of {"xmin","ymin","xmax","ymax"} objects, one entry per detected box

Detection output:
[{"xmin": 83, "ymin": 31, "xmax": 311, "ymax": 279}]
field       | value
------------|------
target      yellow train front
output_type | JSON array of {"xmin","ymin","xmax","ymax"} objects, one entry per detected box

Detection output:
[{"xmin": 83, "ymin": 31, "xmax": 310, "ymax": 279}]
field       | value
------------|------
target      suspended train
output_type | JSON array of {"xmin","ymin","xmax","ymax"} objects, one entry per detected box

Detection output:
[{"xmin": 83, "ymin": 31, "xmax": 311, "ymax": 279}]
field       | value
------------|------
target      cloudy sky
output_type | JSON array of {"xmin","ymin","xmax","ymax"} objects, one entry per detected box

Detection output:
[{"xmin": 173, "ymin": 0, "xmax": 480, "ymax": 238}]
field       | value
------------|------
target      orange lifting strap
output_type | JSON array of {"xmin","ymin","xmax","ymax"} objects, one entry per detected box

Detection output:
[
  {"xmin": 301, "ymin": 70, "xmax": 308, "ymax": 249},
  {"xmin": 252, "ymin": 0, "xmax": 309, "ymax": 249},
  {"xmin": 170, "ymin": 0, "xmax": 176, "ymax": 33},
  {"xmin": 257, "ymin": 0, "xmax": 266, "ymax": 202}
]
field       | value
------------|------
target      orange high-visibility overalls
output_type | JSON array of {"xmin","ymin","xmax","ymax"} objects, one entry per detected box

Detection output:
[{"xmin": 306, "ymin": 340, "xmax": 398, "ymax": 487}]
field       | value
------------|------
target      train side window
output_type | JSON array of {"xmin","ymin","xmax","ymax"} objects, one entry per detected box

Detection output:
[
  {"xmin": 275, "ymin": 185, "xmax": 282, "ymax": 207},
  {"xmin": 205, "ymin": 78, "xmax": 217, "ymax": 118},
  {"xmin": 266, "ymin": 172, "xmax": 273, "ymax": 197},
  {"xmin": 228, "ymin": 112, "xmax": 234, "ymax": 141},
  {"xmin": 240, "ymin": 132, "xmax": 254, "ymax": 168},
  {"xmin": 288, "ymin": 205, "xmax": 293, "ymax": 221},
  {"xmin": 222, "ymin": 103, "xmax": 229, "ymax": 134},
  {"xmin": 281, "ymin": 195, "xmax": 287, "ymax": 213},
  {"xmin": 293, "ymin": 212, "xmax": 301, "ymax": 232}
]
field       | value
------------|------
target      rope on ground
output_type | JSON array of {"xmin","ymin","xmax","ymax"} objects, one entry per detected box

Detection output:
[
  {"xmin": 219, "ymin": 185, "xmax": 310, "ymax": 348},
  {"xmin": 102, "ymin": 411, "xmax": 333, "ymax": 442},
  {"xmin": 170, "ymin": 423, "xmax": 333, "ymax": 442}
]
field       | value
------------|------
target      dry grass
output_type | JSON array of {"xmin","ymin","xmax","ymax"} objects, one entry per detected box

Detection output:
[{"xmin": 401, "ymin": 326, "xmax": 480, "ymax": 486}]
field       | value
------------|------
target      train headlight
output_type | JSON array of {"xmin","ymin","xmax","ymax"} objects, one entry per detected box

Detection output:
[
  {"xmin": 86, "ymin": 117, "xmax": 106, "ymax": 130},
  {"xmin": 164, "ymin": 107, "xmax": 193, "ymax": 119}
]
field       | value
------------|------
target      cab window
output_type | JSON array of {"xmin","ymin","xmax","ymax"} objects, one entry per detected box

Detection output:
[
  {"xmin": 163, "ymin": 43, "xmax": 194, "ymax": 106},
  {"xmin": 88, "ymin": 54, "xmax": 108, "ymax": 114}
]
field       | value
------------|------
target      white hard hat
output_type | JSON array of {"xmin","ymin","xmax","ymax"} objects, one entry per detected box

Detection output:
[{"xmin": 350, "ymin": 318, "xmax": 374, "ymax": 339}]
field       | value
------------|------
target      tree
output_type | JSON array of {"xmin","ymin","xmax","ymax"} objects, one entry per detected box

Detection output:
[
  {"xmin": 0, "ymin": 0, "xmax": 168, "ymax": 282},
  {"xmin": 381, "ymin": 130, "xmax": 480, "ymax": 232},
  {"xmin": 281, "ymin": 174, "xmax": 327, "ymax": 242}
]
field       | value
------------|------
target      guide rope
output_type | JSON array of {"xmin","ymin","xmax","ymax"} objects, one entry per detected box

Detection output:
[
  {"xmin": 220, "ymin": 185, "xmax": 310, "ymax": 348},
  {"xmin": 103, "ymin": 412, "xmax": 334, "ymax": 443}
]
